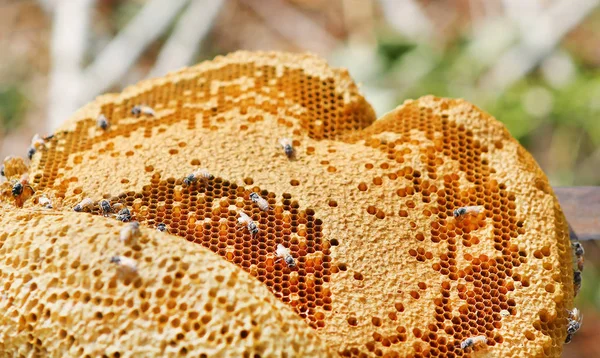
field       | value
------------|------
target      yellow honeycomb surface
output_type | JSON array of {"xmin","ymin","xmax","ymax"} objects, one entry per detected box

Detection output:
[{"xmin": 0, "ymin": 51, "xmax": 573, "ymax": 357}]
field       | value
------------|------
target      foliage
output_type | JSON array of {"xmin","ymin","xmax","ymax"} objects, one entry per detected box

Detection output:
[{"xmin": 0, "ymin": 85, "xmax": 27, "ymax": 134}]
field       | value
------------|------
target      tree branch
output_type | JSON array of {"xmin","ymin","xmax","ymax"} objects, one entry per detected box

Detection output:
[
  {"xmin": 79, "ymin": 0, "xmax": 190, "ymax": 103},
  {"xmin": 481, "ymin": 0, "xmax": 600, "ymax": 93},
  {"xmin": 149, "ymin": 0, "xmax": 224, "ymax": 78},
  {"xmin": 47, "ymin": 0, "xmax": 95, "ymax": 130}
]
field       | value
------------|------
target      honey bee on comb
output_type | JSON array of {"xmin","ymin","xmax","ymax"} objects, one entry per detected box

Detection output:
[
  {"xmin": 109, "ymin": 255, "xmax": 138, "ymax": 274},
  {"xmin": 97, "ymin": 114, "xmax": 109, "ymax": 130},
  {"xmin": 453, "ymin": 205, "xmax": 485, "ymax": 219},
  {"xmin": 73, "ymin": 198, "xmax": 93, "ymax": 212},
  {"xmin": 131, "ymin": 105, "xmax": 155, "ymax": 116},
  {"xmin": 460, "ymin": 335, "xmax": 487, "ymax": 350},
  {"xmin": 116, "ymin": 207, "xmax": 132, "ymax": 222},
  {"xmin": 565, "ymin": 308, "xmax": 582, "ymax": 344},
  {"xmin": 237, "ymin": 211, "xmax": 258, "ymax": 236},
  {"xmin": 278, "ymin": 138, "xmax": 294, "ymax": 158},
  {"xmin": 99, "ymin": 200, "xmax": 112, "ymax": 216},
  {"xmin": 275, "ymin": 244, "xmax": 296, "ymax": 268},
  {"xmin": 249, "ymin": 192, "xmax": 272, "ymax": 211},
  {"xmin": 183, "ymin": 168, "xmax": 213, "ymax": 186}
]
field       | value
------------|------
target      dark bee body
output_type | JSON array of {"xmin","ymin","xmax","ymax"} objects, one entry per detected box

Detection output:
[
  {"xmin": 97, "ymin": 114, "xmax": 109, "ymax": 130},
  {"xmin": 27, "ymin": 147, "xmax": 36, "ymax": 160},
  {"xmin": 99, "ymin": 200, "xmax": 112, "ymax": 215},
  {"xmin": 157, "ymin": 223, "xmax": 168, "ymax": 232},
  {"xmin": 453, "ymin": 207, "xmax": 467, "ymax": 217},
  {"xmin": 572, "ymin": 242, "xmax": 584, "ymax": 256},
  {"xmin": 116, "ymin": 208, "xmax": 132, "ymax": 222},
  {"xmin": 284, "ymin": 255, "xmax": 296, "ymax": 267},
  {"xmin": 574, "ymin": 271, "xmax": 581, "ymax": 296},
  {"xmin": 278, "ymin": 138, "xmax": 294, "ymax": 158},
  {"xmin": 183, "ymin": 174, "xmax": 195, "ymax": 186},
  {"xmin": 12, "ymin": 182, "xmax": 23, "ymax": 196}
]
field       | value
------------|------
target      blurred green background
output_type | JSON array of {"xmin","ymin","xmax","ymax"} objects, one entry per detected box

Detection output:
[{"xmin": 0, "ymin": 0, "xmax": 598, "ymax": 356}]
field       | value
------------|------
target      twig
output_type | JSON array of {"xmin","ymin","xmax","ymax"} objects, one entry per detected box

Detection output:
[
  {"xmin": 149, "ymin": 0, "xmax": 225, "ymax": 78},
  {"xmin": 47, "ymin": 0, "xmax": 95, "ymax": 130},
  {"xmin": 79, "ymin": 0, "xmax": 190, "ymax": 104}
]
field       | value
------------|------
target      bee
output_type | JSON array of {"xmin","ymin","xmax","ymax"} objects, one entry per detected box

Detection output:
[
  {"xmin": 131, "ymin": 105, "xmax": 155, "ymax": 116},
  {"xmin": 110, "ymin": 255, "xmax": 137, "ymax": 273},
  {"xmin": 99, "ymin": 200, "xmax": 112, "ymax": 216},
  {"xmin": 238, "ymin": 212, "xmax": 258, "ymax": 236},
  {"xmin": 278, "ymin": 138, "xmax": 294, "ymax": 158},
  {"xmin": 576, "ymin": 256, "xmax": 584, "ymax": 272},
  {"xmin": 12, "ymin": 175, "xmax": 34, "ymax": 198},
  {"xmin": 74, "ymin": 198, "xmax": 93, "ymax": 212},
  {"xmin": 38, "ymin": 195, "xmax": 52, "ymax": 209},
  {"xmin": 1, "ymin": 164, "xmax": 4, "ymax": 177},
  {"xmin": 12, "ymin": 182, "xmax": 23, "ymax": 197},
  {"xmin": 276, "ymin": 244, "xmax": 296, "ymax": 268},
  {"xmin": 565, "ymin": 308, "xmax": 582, "ymax": 343},
  {"xmin": 249, "ymin": 192, "xmax": 271, "ymax": 211},
  {"xmin": 573, "ymin": 271, "xmax": 581, "ymax": 296},
  {"xmin": 183, "ymin": 168, "xmax": 213, "ymax": 186},
  {"xmin": 567, "ymin": 308, "xmax": 582, "ymax": 334},
  {"xmin": 120, "ymin": 221, "xmax": 141, "ymax": 244},
  {"xmin": 116, "ymin": 207, "xmax": 132, "ymax": 222},
  {"xmin": 156, "ymin": 223, "xmax": 168, "ymax": 232},
  {"xmin": 453, "ymin": 205, "xmax": 484, "ymax": 219},
  {"xmin": 31, "ymin": 134, "xmax": 49, "ymax": 150},
  {"xmin": 572, "ymin": 241, "xmax": 584, "ymax": 257},
  {"xmin": 97, "ymin": 114, "xmax": 109, "ymax": 130},
  {"xmin": 460, "ymin": 335, "xmax": 487, "ymax": 350},
  {"xmin": 27, "ymin": 134, "xmax": 52, "ymax": 160},
  {"xmin": 27, "ymin": 146, "xmax": 36, "ymax": 160}
]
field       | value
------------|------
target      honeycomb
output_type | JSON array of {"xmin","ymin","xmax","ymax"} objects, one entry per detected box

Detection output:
[
  {"xmin": 0, "ymin": 209, "xmax": 334, "ymax": 357},
  {"xmin": 0, "ymin": 51, "xmax": 574, "ymax": 357}
]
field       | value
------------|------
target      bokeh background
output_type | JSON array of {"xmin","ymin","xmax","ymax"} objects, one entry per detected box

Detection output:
[{"xmin": 0, "ymin": 0, "xmax": 598, "ymax": 356}]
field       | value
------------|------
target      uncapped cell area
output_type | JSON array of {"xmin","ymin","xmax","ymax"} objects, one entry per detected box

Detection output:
[{"xmin": 80, "ymin": 174, "xmax": 334, "ymax": 329}]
